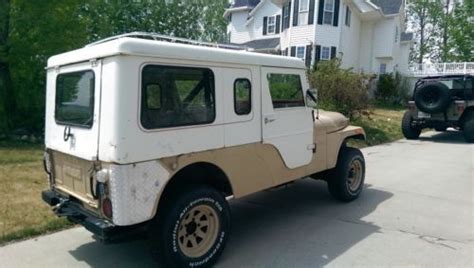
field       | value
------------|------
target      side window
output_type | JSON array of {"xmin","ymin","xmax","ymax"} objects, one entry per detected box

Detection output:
[
  {"xmin": 141, "ymin": 65, "xmax": 215, "ymax": 129},
  {"xmin": 234, "ymin": 79, "xmax": 252, "ymax": 115},
  {"xmin": 267, "ymin": 73, "xmax": 305, "ymax": 109},
  {"xmin": 145, "ymin": 84, "xmax": 162, "ymax": 109}
]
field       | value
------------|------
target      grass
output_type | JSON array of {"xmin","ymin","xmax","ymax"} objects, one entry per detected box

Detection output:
[
  {"xmin": 349, "ymin": 104, "xmax": 406, "ymax": 148},
  {"xmin": 0, "ymin": 142, "xmax": 73, "ymax": 245}
]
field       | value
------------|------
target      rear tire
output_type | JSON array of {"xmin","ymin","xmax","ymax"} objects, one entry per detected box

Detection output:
[
  {"xmin": 149, "ymin": 186, "xmax": 230, "ymax": 267},
  {"xmin": 463, "ymin": 114, "xmax": 474, "ymax": 143},
  {"xmin": 402, "ymin": 111, "xmax": 421, "ymax": 140},
  {"xmin": 327, "ymin": 147, "xmax": 365, "ymax": 202}
]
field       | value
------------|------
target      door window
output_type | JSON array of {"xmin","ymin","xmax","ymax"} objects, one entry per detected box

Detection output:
[{"xmin": 267, "ymin": 73, "xmax": 305, "ymax": 109}]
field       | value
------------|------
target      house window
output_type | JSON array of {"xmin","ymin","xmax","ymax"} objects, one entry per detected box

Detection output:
[
  {"xmin": 380, "ymin": 63, "xmax": 387, "ymax": 74},
  {"xmin": 297, "ymin": 46, "xmax": 305, "ymax": 59},
  {"xmin": 299, "ymin": 0, "xmax": 309, "ymax": 25},
  {"xmin": 345, "ymin": 6, "xmax": 351, "ymax": 27},
  {"xmin": 323, "ymin": 0, "xmax": 335, "ymax": 25},
  {"xmin": 267, "ymin": 16, "xmax": 276, "ymax": 34},
  {"xmin": 321, "ymin": 46, "xmax": 331, "ymax": 60}
]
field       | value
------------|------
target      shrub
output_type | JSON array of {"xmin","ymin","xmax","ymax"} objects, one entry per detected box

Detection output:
[
  {"xmin": 375, "ymin": 72, "xmax": 411, "ymax": 104},
  {"xmin": 308, "ymin": 59, "xmax": 369, "ymax": 118}
]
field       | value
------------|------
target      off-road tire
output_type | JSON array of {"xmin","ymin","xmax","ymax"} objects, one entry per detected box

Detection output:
[
  {"xmin": 150, "ymin": 186, "xmax": 230, "ymax": 267},
  {"xmin": 463, "ymin": 114, "xmax": 474, "ymax": 143},
  {"xmin": 402, "ymin": 111, "xmax": 421, "ymax": 140},
  {"xmin": 327, "ymin": 147, "xmax": 365, "ymax": 202},
  {"xmin": 414, "ymin": 82, "xmax": 451, "ymax": 114}
]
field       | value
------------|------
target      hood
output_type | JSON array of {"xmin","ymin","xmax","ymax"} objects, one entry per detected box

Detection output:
[{"xmin": 314, "ymin": 110, "xmax": 350, "ymax": 133}]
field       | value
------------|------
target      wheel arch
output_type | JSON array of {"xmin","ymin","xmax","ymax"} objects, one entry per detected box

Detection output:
[
  {"xmin": 152, "ymin": 162, "xmax": 233, "ymax": 219},
  {"xmin": 327, "ymin": 127, "xmax": 366, "ymax": 169}
]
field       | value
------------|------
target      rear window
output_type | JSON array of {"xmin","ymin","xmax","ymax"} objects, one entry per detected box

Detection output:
[
  {"xmin": 267, "ymin": 73, "xmax": 305, "ymax": 109},
  {"xmin": 55, "ymin": 71, "xmax": 95, "ymax": 128}
]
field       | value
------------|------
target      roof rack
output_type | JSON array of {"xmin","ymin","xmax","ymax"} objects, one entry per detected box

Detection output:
[{"xmin": 85, "ymin": 32, "xmax": 248, "ymax": 51}]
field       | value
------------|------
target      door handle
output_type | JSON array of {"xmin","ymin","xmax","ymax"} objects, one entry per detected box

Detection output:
[{"xmin": 264, "ymin": 117, "xmax": 276, "ymax": 124}]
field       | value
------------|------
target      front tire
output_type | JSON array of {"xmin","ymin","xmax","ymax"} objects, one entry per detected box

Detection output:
[
  {"xmin": 463, "ymin": 114, "xmax": 474, "ymax": 143},
  {"xmin": 327, "ymin": 147, "xmax": 366, "ymax": 202},
  {"xmin": 150, "ymin": 186, "xmax": 230, "ymax": 267},
  {"xmin": 402, "ymin": 111, "xmax": 421, "ymax": 140}
]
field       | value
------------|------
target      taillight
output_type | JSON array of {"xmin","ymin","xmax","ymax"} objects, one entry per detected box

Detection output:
[
  {"xmin": 43, "ymin": 152, "xmax": 52, "ymax": 174},
  {"xmin": 102, "ymin": 197, "xmax": 113, "ymax": 218},
  {"xmin": 455, "ymin": 101, "xmax": 465, "ymax": 113},
  {"xmin": 408, "ymin": 101, "xmax": 416, "ymax": 112}
]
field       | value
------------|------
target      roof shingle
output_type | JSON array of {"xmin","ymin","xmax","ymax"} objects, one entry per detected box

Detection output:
[
  {"xmin": 370, "ymin": 0, "xmax": 403, "ymax": 15},
  {"xmin": 230, "ymin": 0, "xmax": 261, "ymax": 9}
]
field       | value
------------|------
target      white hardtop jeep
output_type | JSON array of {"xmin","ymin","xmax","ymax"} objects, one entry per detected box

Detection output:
[{"xmin": 42, "ymin": 32, "xmax": 366, "ymax": 267}]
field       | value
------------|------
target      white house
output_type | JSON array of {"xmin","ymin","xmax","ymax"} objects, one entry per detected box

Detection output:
[{"xmin": 225, "ymin": 0, "xmax": 413, "ymax": 74}]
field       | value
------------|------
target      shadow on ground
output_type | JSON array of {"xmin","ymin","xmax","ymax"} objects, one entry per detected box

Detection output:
[
  {"xmin": 419, "ymin": 130, "xmax": 467, "ymax": 144},
  {"xmin": 68, "ymin": 179, "xmax": 393, "ymax": 267}
]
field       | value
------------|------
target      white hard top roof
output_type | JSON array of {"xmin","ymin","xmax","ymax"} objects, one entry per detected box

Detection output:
[{"xmin": 47, "ymin": 36, "xmax": 306, "ymax": 69}]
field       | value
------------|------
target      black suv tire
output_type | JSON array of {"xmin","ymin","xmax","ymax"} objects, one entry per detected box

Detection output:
[
  {"xmin": 463, "ymin": 113, "xmax": 474, "ymax": 143},
  {"xmin": 402, "ymin": 111, "xmax": 421, "ymax": 140},
  {"xmin": 414, "ymin": 82, "xmax": 451, "ymax": 114},
  {"xmin": 327, "ymin": 147, "xmax": 365, "ymax": 202}
]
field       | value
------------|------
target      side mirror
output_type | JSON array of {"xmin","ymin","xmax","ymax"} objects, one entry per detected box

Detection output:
[{"xmin": 306, "ymin": 89, "xmax": 318, "ymax": 105}]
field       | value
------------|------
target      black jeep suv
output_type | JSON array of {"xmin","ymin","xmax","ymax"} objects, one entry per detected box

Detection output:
[{"xmin": 402, "ymin": 74, "xmax": 474, "ymax": 143}]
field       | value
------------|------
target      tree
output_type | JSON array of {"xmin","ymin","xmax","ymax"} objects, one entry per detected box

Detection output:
[
  {"xmin": 446, "ymin": 1, "xmax": 474, "ymax": 61},
  {"xmin": 407, "ymin": 0, "xmax": 444, "ymax": 64}
]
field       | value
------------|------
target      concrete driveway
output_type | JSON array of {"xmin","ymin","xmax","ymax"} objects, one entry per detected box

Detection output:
[{"xmin": 1, "ymin": 131, "xmax": 473, "ymax": 267}]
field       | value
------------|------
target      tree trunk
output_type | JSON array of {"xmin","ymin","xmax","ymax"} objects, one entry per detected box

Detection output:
[
  {"xmin": 0, "ymin": 62, "xmax": 15, "ymax": 129},
  {"xmin": 419, "ymin": 10, "xmax": 425, "ymax": 64},
  {"xmin": 442, "ymin": 0, "xmax": 450, "ymax": 62},
  {"xmin": 0, "ymin": 0, "xmax": 16, "ymax": 130}
]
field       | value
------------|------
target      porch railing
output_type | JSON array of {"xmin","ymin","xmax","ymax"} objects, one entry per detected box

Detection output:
[{"xmin": 407, "ymin": 62, "xmax": 474, "ymax": 76}]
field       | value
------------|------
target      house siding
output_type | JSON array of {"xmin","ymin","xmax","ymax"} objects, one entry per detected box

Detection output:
[
  {"xmin": 229, "ymin": 11, "xmax": 253, "ymax": 44},
  {"xmin": 339, "ymin": 3, "xmax": 361, "ymax": 70},
  {"xmin": 226, "ymin": 0, "xmax": 411, "ymax": 74}
]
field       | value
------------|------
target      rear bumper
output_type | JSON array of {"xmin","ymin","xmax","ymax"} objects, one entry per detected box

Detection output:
[{"xmin": 41, "ymin": 190, "xmax": 119, "ymax": 242}]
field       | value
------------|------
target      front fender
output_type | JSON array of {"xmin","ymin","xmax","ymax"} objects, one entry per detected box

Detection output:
[{"xmin": 326, "ymin": 126, "xmax": 366, "ymax": 169}]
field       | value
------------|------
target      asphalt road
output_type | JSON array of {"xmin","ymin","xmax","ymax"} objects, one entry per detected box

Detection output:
[{"xmin": 1, "ymin": 131, "xmax": 473, "ymax": 267}]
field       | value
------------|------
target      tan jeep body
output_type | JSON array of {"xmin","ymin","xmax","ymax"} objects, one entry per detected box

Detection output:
[{"xmin": 42, "ymin": 35, "xmax": 365, "ymax": 243}]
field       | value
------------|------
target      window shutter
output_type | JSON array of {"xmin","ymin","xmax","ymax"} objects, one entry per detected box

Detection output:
[
  {"xmin": 308, "ymin": 0, "xmax": 316, "ymax": 25},
  {"xmin": 276, "ymin": 15, "xmax": 281, "ymax": 34},
  {"xmin": 293, "ymin": 0, "xmax": 299, "ymax": 26},
  {"xmin": 281, "ymin": 6, "xmax": 286, "ymax": 30},
  {"xmin": 333, "ymin": 0, "xmax": 340, "ymax": 27},
  {"xmin": 331, "ymin": 46, "xmax": 337, "ymax": 59},
  {"xmin": 317, "ymin": 0, "xmax": 325, "ymax": 25},
  {"xmin": 263, "ymin": 16, "xmax": 268, "ymax": 35},
  {"xmin": 315, "ymin": 45, "xmax": 321, "ymax": 63},
  {"xmin": 287, "ymin": 1, "xmax": 292, "ymax": 28},
  {"xmin": 291, "ymin": 46, "xmax": 296, "ymax": 57},
  {"xmin": 305, "ymin": 45, "xmax": 313, "ymax": 67}
]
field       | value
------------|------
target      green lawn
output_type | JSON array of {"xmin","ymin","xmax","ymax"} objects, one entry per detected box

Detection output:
[
  {"xmin": 0, "ymin": 142, "xmax": 73, "ymax": 245},
  {"xmin": 349, "ymin": 105, "xmax": 405, "ymax": 148}
]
